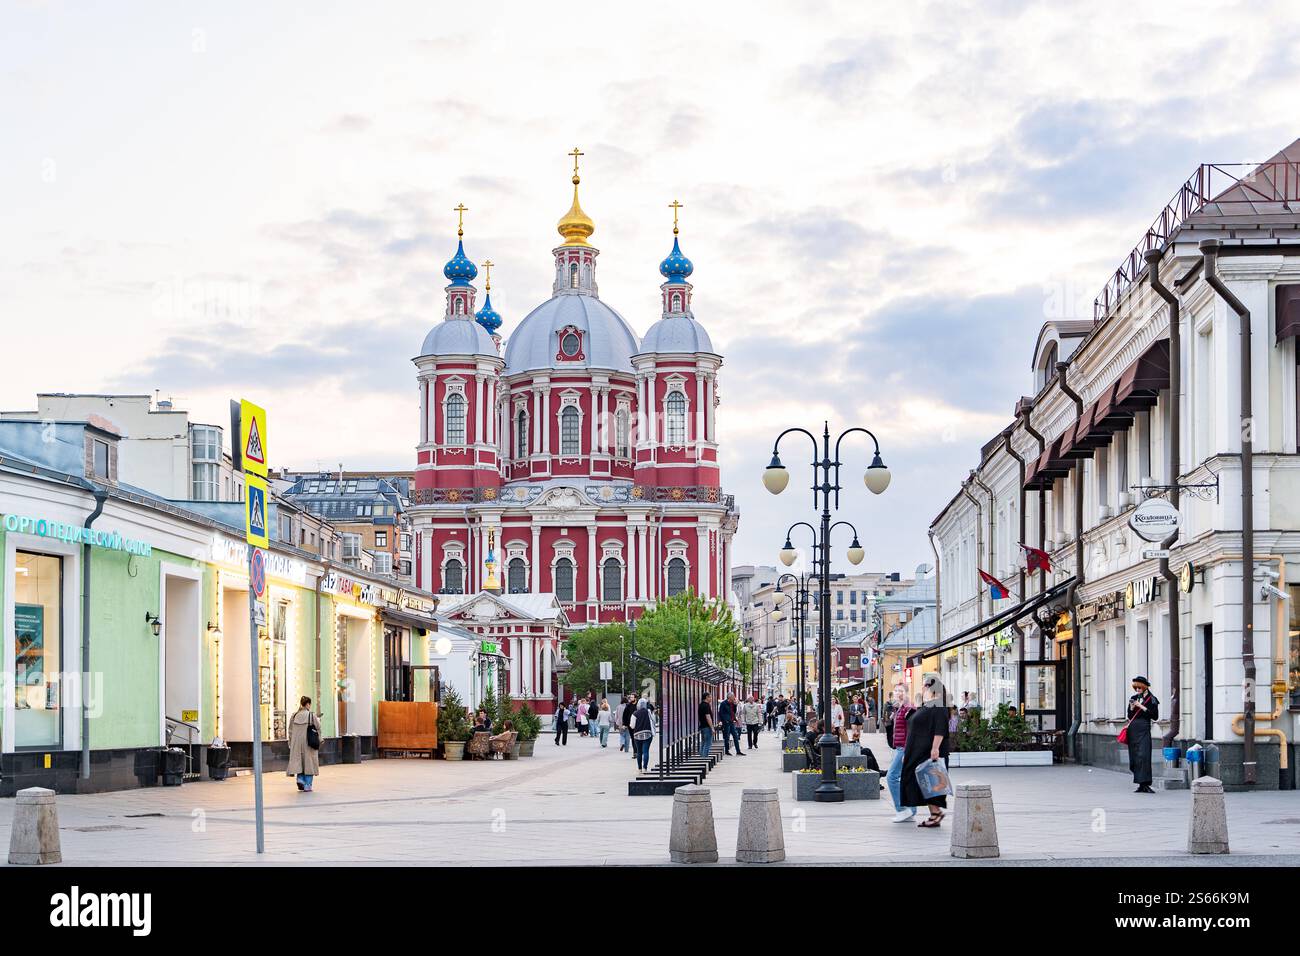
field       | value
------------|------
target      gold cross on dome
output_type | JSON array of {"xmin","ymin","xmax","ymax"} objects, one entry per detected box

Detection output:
[
  {"xmin": 569, "ymin": 146, "xmax": 584, "ymax": 182},
  {"xmin": 669, "ymin": 199, "xmax": 684, "ymax": 235},
  {"xmin": 482, "ymin": 259, "xmax": 493, "ymax": 291},
  {"xmin": 453, "ymin": 203, "xmax": 468, "ymax": 237}
]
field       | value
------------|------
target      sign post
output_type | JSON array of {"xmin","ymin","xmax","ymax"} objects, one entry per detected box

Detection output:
[{"xmin": 234, "ymin": 398, "xmax": 269, "ymax": 855}]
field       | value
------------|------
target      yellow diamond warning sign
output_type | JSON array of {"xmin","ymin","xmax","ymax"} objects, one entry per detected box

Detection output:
[{"xmin": 239, "ymin": 399, "xmax": 268, "ymax": 477}]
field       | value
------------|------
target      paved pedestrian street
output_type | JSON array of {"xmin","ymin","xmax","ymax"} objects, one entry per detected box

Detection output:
[{"xmin": 6, "ymin": 731, "xmax": 1298, "ymax": 866}]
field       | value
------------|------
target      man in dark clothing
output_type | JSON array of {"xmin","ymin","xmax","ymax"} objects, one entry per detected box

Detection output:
[
  {"xmin": 1127, "ymin": 676, "xmax": 1160, "ymax": 793},
  {"xmin": 620, "ymin": 694, "xmax": 638, "ymax": 754},
  {"xmin": 717, "ymin": 695, "xmax": 737, "ymax": 754},
  {"xmin": 803, "ymin": 718, "xmax": 822, "ymax": 770},
  {"xmin": 698, "ymin": 692, "xmax": 714, "ymax": 759},
  {"xmin": 553, "ymin": 702, "xmax": 569, "ymax": 746}
]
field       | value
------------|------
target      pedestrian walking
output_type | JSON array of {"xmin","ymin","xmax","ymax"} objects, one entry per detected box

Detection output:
[
  {"xmin": 554, "ymin": 701, "xmax": 570, "ymax": 746},
  {"xmin": 586, "ymin": 696, "xmax": 600, "ymax": 741},
  {"xmin": 883, "ymin": 682, "xmax": 915, "ymax": 822},
  {"xmin": 719, "ymin": 692, "xmax": 745, "ymax": 755},
  {"xmin": 743, "ymin": 693, "xmax": 763, "ymax": 749},
  {"xmin": 831, "ymin": 697, "xmax": 845, "ymax": 737},
  {"xmin": 900, "ymin": 674, "xmax": 952, "ymax": 829},
  {"xmin": 698, "ymin": 691, "xmax": 714, "ymax": 758},
  {"xmin": 1124, "ymin": 676, "xmax": 1160, "ymax": 793},
  {"xmin": 620, "ymin": 693, "xmax": 638, "ymax": 753},
  {"xmin": 287, "ymin": 696, "xmax": 321, "ymax": 793},
  {"xmin": 597, "ymin": 699, "xmax": 613, "ymax": 747},
  {"xmin": 848, "ymin": 694, "xmax": 864, "ymax": 741},
  {"xmin": 575, "ymin": 698, "xmax": 588, "ymax": 737},
  {"xmin": 631, "ymin": 698, "xmax": 655, "ymax": 772}
]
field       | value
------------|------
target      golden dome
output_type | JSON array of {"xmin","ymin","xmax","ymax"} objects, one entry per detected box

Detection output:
[{"xmin": 557, "ymin": 146, "xmax": 594, "ymax": 247}]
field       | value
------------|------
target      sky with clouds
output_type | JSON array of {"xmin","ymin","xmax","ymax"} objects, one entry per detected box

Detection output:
[{"xmin": 4, "ymin": 0, "xmax": 1299, "ymax": 576}]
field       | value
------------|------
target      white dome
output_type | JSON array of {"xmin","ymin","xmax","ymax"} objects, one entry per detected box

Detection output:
[
  {"xmin": 420, "ymin": 318, "xmax": 498, "ymax": 358},
  {"xmin": 637, "ymin": 314, "xmax": 714, "ymax": 355},
  {"xmin": 503, "ymin": 292, "xmax": 641, "ymax": 374}
]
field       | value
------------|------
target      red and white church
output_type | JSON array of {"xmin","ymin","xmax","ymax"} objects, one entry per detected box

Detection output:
[{"xmin": 410, "ymin": 154, "xmax": 740, "ymax": 713}]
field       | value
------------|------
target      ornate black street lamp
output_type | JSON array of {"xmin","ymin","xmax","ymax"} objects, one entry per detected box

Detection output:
[
  {"xmin": 763, "ymin": 422, "xmax": 890, "ymax": 802},
  {"xmin": 774, "ymin": 568, "xmax": 812, "ymax": 724}
]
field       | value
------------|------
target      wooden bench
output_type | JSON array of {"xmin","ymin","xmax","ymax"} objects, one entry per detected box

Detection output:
[
  {"xmin": 466, "ymin": 732, "xmax": 492, "ymax": 760},
  {"xmin": 490, "ymin": 731, "xmax": 519, "ymax": 760}
]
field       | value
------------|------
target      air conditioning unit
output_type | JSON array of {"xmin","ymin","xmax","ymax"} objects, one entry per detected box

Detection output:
[{"xmin": 1098, "ymin": 505, "xmax": 1113, "ymax": 520}]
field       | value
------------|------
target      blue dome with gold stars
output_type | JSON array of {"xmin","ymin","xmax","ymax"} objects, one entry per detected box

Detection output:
[
  {"xmin": 474, "ymin": 293, "xmax": 502, "ymax": 335},
  {"xmin": 443, "ymin": 240, "xmax": 478, "ymax": 287},
  {"xmin": 658, "ymin": 236, "xmax": 693, "ymax": 284}
]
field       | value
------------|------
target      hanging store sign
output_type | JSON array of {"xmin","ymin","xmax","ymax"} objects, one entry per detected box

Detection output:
[
  {"xmin": 1096, "ymin": 590, "xmax": 1125, "ymax": 623},
  {"xmin": 1054, "ymin": 611, "xmax": 1073, "ymax": 642},
  {"xmin": 1179, "ymin": 561, "xmax": 1195, "ymax": 594},
  {"xmin": 480, "ymin": 641, "xmax": 500, "ymax": 655},
  {"xmin": 1128, "ymin": 497, "xmax": 1180, "ymax": 542},
  {"xmin": 3, "ymin": 513, "xmax": 153, "ymax": 556},
  {"xmin": 1125, "ymin": 576, "xmax": 1161, "ymax": 609}
]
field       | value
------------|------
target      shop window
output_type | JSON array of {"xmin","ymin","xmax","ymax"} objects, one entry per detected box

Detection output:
[
  {"xmin": 666, "ymin": 557, "xmax": 687, "ymax": 597},
  {"xmin": 554, "ymin": 558, "xmax": 575, "ymax": 602},
  {"xmin": 1289, "ymin": 586, "xmax": 1300, "ymax": 708},
  {"xmin": 443, "ymin": 558, "xmax": 464, "ymax": 594},
  {"xmin": 264, "ymin": 602, "xmax": 289, "ymax": 740},
  {"xmin": 14, "ymin": 551, "xmax": 63, "ymax": 748},
  {"xmin": 507, "ymin": 558, "xmax": 528, "ymax": 594},
  {"xmin": 602, "ymin": 558, "xmax": 622, "ymax": 603}
]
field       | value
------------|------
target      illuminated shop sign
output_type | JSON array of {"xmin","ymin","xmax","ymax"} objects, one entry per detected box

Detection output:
[
  {"xmin": 211, "ymin": 536, "xmax": 308, "ymax": 585},
  {"xmin": 321, "ymin": 569, "xmax": 396, "ymax": 607},
  {"xmin": 3, "ymin": 513, "xmax": 152, "ymax": 556}
]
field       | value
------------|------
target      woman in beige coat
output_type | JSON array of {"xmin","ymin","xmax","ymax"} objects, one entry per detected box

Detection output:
[{"xmin": 287, "ymin": 696, "xmax": 321, "ymax": 792}]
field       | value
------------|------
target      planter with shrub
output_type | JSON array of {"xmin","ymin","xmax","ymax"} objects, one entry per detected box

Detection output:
[{"xmin": 436, "ymin": 685, "xmax": 471, "ymax": 760}]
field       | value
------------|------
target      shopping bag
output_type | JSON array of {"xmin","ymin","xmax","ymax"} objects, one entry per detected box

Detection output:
[{"xmin": 914, "ymin": 758, "xmax": 953, "ymax": 800}]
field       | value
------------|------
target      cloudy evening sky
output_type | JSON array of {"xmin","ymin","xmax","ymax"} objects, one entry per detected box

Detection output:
[{"xmin": 4, "ymin": 1, "xmax": 1299, "ymax": 576}]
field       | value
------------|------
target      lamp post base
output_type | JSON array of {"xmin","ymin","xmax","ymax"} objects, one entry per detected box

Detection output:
[{"xmin": 814, "ymin": 732, "xmax": 844, "ymax": 802}]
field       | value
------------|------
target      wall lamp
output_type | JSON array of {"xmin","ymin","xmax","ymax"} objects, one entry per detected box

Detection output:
[{"xmin": 144, "ymin": 612, "xmax": 163, "ymax": 637}]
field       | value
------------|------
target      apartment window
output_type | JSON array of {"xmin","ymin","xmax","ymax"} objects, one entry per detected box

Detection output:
[
  {"xmin": 400, "ymin": 533, "xmax": 411, "ymax": 552},
  {"xmin": 665, "ymin": 391, "xmax": 687, "ymax": 444},
  {"xmin": 666, "ymin": 557, "xmax": 687, "ymax": 597},
  {"xmin": 373, "ymin": 552, "xmax": 393, "ymax": 575},
  {"xmin": 400, "ymin": 560, "xmax": 412, "ymax": 577},
  {"xmin": 1096, "ymin": 447, "xmax": 1110, "ymax": 514},
  {"xmin": 554, "ymin": 558, "xmax": 575, "ymax": 602},
  {"xmin": 561, "ymin": 406, "xmax": 581, "ymax": 456},
  {"xmin": 342, "ymin": 534, "xmax": 361, "ymax": 560},
  {"xmin": 192, "ymin": 462, "xmax": 219, "ymax": 501},
  {"xmin": 443, "ymin": 559, "xmax": 464, "ymax": 594},
  {"xmin": 190, "ymin": 426, "xmax": 219, "ymax": 498},
  {"xmin": 91, "ymin": 439, "xmax": 110, "ymax": 480},
  {"xmin": 1137, "ymin": 410, "xmax": 1153, "ymax": 482},
  {"xmin": 507, "ymin": 558, "xmax": 527, "ymax": 594},
  {"xmin": 445, "ymin": 393, "xmax": 467, "ymax": 446},
  {"xmin": 836, "ymin": 591, "xmax": 843, "ymax": 604},
  {"xmin": 602, "ymin": 558, "xmax": 622, "ymax": 602},
  {"xmin": 1115, "ymin": 430, "xmax": 1129, "ymax": 505},
  {"xmin": 375, "ymin": 531, "xmax": 388, "ymax": 548},
  {"xmin": 13, "ymin": 551, "xmax": 63, "ymax": 748},
  {"xmin": 850, "ymin": 591, "xmax": 857, "ymax": 605}
]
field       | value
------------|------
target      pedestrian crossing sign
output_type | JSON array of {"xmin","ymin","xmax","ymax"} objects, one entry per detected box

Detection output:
[
  {"xmin": 245, "ymin": 473, "xmax": 269, "ymax": 548},
  {"xmin": 239, "ymin": 399, "xmax": 268, "ymax": 477}
]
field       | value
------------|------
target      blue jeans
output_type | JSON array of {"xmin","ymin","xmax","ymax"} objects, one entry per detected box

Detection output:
[
  {"xmin": 722, "ymin": 722, "xmax": 741, "ymax": 753},
  {"xmin": 296, "ymin": 773, "xmax": 314, "ymax": 790},
  {"xmin": 700, "ymin": 726, "xmax": 713, "ymax": 758},
  {"xmin": 599, "ymin": 725, "xmax": 610, "ymax": 746},
  {"xmin": 619, "ymin": 727, "xmax": 630, "ymax": 751},
  {"xmin": 634, "ymin": 737, "xmax": 652, "ymax": 770},
  {"xmin": 886, "ymin": 746, "xmax": 911, "ymax": 812}
]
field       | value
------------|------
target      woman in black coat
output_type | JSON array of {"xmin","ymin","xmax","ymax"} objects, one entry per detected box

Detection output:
[
  {"xmin": 900, "ymin": 674, "xmax": 951, "ymax": 828},
  {"xmin": 1126, "ymin": 676, "xmax": 1160, "ymax": 793}
]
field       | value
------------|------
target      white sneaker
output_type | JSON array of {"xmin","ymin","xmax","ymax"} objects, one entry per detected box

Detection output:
[{"xmin": 892, "ymin": 810, "xmax": 916, "ymax": 823}]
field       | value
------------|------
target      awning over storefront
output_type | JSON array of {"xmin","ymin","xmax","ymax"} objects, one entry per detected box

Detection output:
[
  {"xmin": 908, "ymin": 577, "xmax": 1075, "ymax": 665},
  {"xmin": 1024, "ymin": 436, "xmax": 1070, "ymax": 490},
  {"xmin": 1278, "ymin": 284, "xmax": 1300, "ymax": 342},
  {"xmin": 1112, "ymin": 337, "xmax": 1169, "ymax": 412},
  {"xmin": 379, "ymin": 607, "xmax": 437, "ymax": 631}
]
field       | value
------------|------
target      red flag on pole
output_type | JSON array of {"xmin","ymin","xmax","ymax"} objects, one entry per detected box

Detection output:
[{"xmin": 1020, "ymin": 543, "xmax": 1052, "ymax": 574}]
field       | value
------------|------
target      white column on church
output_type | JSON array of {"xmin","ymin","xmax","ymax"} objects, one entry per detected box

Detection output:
[
  {"xmin": 587, "ymin": 525, "xmax": 598, "ymax": 611},
  {"xmin": 627, "ymin": 525, "xmax": 637, "ymax": 603},
  {"xmin": 695, "ymin": 372, "xmax": 705, "ymax": 449},
  {"xmin": 697, "ymin": 526, "xmax": 710, "ymax": 598},
  {"xmin": 590, "ymin": 388, "xmax": 599, "ymax": 453},
  {"xmin": 531, "ymin": 525, "xmax": 542, "ymax": 593},
  {"xmin": 542, "ymin": 387, "xmax": 551, "ymax": 455},
  {"xmin": 428, "ymin": 378, "xmax": 439, "ymax": 445},
  {"xmin": 706, "ymin": 372, "xmax": 716, "ymax": 442},
  {"xmin": 533, "ymin": 386, "xmax": 541, "ymax": 456},
  {"xmin": 639, "ymin": 523, "xmax": 649, "ymax": 600},
  {"xmin": 542, "ymin": 642, "xmax": 553, "ymax": 698},
  {"xmin": 421, "ymin": 531, "xmax": 432, "ymax": 591},
  {"xmin": 522, "ymin": 637, "xmax": 534, "ymax": 698},
  {"xmin": 419, "ymin": 380, "xmax": 428, "ymax": 444},
  {"xmin": 509, "ymin": 637, "xmax": 520, "ymax": 696}
]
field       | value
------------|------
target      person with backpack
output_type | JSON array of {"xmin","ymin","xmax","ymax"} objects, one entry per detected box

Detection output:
[
  {"xmin": 287, "ymin": 695, "xmax": 321, "ymax": 793},
  {"xmin": 620, "ymin": 693, "xmax": 638, "ymax": 753},
  {"xmin": 631, "ymin": 698, "xmax": 655, "ymax": 772},
  {"xmin": 575, "ymin": 697, "xmax": 589, "ymax": 737}
]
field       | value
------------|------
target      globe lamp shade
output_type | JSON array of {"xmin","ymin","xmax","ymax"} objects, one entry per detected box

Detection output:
[
  {"xmin": 771, "ymin": 608, "xmax": 784, "ymax": 622},
  {"xmin": 847, "ymin": 539, "xmax": 865, "ymax": 565},
  {"xmin": 434, "ymin": 636, "xmax": 453, "ymax": 656},
  {"xmin": 864, "ymin": 453, "xmax": 891, "ymax": 495},
  {"xmin": 762, "ymin": 453, "xmax": 789, "ymax": 495},
  {"xmin": 779, "ymin": 540, "xmax": 797, "ymax": 566}
]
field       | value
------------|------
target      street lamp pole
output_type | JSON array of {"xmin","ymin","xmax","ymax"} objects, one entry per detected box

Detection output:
[{"xmin": 765, "ymin": 421, "xmax": 890, "ymax": 803}]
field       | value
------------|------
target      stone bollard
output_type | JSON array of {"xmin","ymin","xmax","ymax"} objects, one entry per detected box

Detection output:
[
  {"xmin": 8, "ymin": 787, "xmax": 62, "ymax": 865},
  {"xmin": 736, "ymin": 788, "xmax": 785, "ymax": 863},
  {"xmin": 950, "ymin": 781, "xmax": 999, "ymax": 859},
  {"xmin": 1187, "ymin": 776, "xmax": 1229, "ymax": 854},
  {"xmin": 669, "ymin": 784, "xmax": 718, "ymax": 863}
]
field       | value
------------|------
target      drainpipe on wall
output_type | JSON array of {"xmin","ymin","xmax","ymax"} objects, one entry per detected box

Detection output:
[
  {"xmin": 1201, "ymin": 238, "xmax": 1257, "ymax": 786},
  {"xmin": 960, "ymin": 478, "xmax": 986, "ymax": 624},
  {"xmin": 1057, "ymin": 361, "xmax": 1085, "ymax": 761},
  {"xmin": 1003, "ymin": 431, "xmax": 1028, "ymax": 702},
  {"xmin": 1022, "ymin": 406, "xmax": 1049, "ymax": 658},
  {"xmin": 1145, "ymin": 248, "xmax": 1183, "ymax": 749},
  {"xmin": 80, "ymin": 486, "xmax": 108, "ymax": 781},
  {"xmin": 928, "ymin": 529, "xmax": 942, "ymax": 644}
]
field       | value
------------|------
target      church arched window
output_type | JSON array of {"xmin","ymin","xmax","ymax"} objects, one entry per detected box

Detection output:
[
  {"xmin": 561, "ymin": 406, "xmax": 581, "ymax": 455},
  {"xmin": 671, "ymin": 292, "xmax": 682, "ymax": 312},
  {"xmin": 453, "ymin": 298, "xmax": 464, "ymax": 315},
  {"xmin": 445, "ymin": 394, "xmax": 466, "ymax": 446},
  {"xmin": 570, "ymin": 262, "xmax": 579, "ymax": 288},
  {"xmin": 665, "ymin": 391, "xmax": 687, "ymax": 444},
  {"xmin": 602, "ymin": 557, "xmax": 622, "ymax": 603},
  {"xmin": 616, "ymin": 408, "xmax": 630, "ymax": 458},
  {"xmin": 443, "ymin": 558, "xmax": 464, "ymax": 594},
  {"xmin": 666, "ymin": 557, "xmax": 687, "ymax": 597},
  {"xmin": 516, "ymin": 409, "xmax": 529, "ymax": 458},
  {"xmin": 554, "ymin": 558, "xmax": 575, "ymax": 603},
  {"xmin": 507, "ymin": 558, "xmax": 527, "ymax": 594}
]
